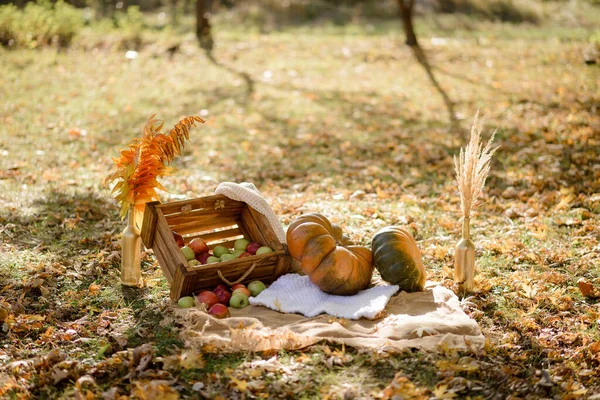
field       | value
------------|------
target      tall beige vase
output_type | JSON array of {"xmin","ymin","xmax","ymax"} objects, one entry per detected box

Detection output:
[
  {"xmin": 454, "ymin": 217, "xmax": 475, "ymax": 293},
  {"xmin": 121, "ymin": 205, "xmax": 142, "ymax": 286}
]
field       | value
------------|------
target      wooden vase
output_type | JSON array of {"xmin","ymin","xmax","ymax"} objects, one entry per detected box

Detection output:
[
  {"xmin": 454, "ymin": 217, "xmax": 475, "ymax": 293},
  {"xmin": 121, "ymin": 205, "xmax": 142, "ymax": 286}
]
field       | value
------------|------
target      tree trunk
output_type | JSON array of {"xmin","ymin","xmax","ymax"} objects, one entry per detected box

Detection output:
[
  {"xmin": 196, "ymin": 0, "xmax": 213, "ymax": 50},
  {"xmin": 397, "ymin": 0, "xmax": 418, "ymax": 47}
]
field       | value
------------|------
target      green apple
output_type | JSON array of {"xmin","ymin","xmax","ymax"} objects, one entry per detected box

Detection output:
[
  {"xmin": 233, "ymin": 287, "xmax": 251, "ymax": 298},
  {"xmin": 229, "ymin": 292, "xmax": 250, "ymax": 309},
  {"xmin": 187, "ymin": 259, "xmax": 200, "ymax": 267},
  {"xmin": 206, "ymin": 256, "xmax": 220, "ymax": 263},
  {"xmin": 255, "ymin": 246, "xmax": 274, "ymax": 255},
  {"xmin": 219, "ymin": 253, "xmax": 237, "ymax": 262},
  {"xmin": 248, "ymin": 280, "xmax": 266, "ymax": 297},
  {"xmin": 231, "ymin": 249, "xmax": 246, "ymax": 258},
  {"xmin": 234, "ymin": 238, "xmax": 251, "ymax": 251},
  {"xmin": 181, "ymin": 246, "xmax": 195, "ymax": 261},
  {"xmin": 212, "ymin": 245, "xmax": 230, "ymax": 258},
  {"xmin": 177, "ymin": 296, "xmax": 195, "ymax": 308}
]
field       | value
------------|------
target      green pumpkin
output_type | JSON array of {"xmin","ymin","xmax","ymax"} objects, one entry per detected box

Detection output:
[{"xmin": 371, "ymin": 226, "xmax": 426, "ymax": 292}]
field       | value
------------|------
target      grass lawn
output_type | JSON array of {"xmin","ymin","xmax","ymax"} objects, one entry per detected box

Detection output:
[{"xmin": 1, "ymin": 9, "xmax": 599, "ymax": 398}]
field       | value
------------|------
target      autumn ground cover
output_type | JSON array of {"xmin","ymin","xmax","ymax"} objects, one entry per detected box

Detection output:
[{"xmin": 1, "ymin": 6, "xmax": 600, "ymax": 398}]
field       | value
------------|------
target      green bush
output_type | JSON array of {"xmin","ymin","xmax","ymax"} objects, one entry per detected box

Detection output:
[
  {"xmin": 0, "ymin": 0, "xmax": 84, "ymax": 48},
  {"xmin": 113, "ymin": 6, "xmax": 145, "ymax": 49},
  {"xmin": 0, "ymin": 4, "xmax": 20, "ymax": 47},
  {"xmin": 216, "ymin": 0, "xmax": 397, "ymax": 29},
  {"xmin": 80, "ymin": 6, "xmax": 147, "ymax": 50}
]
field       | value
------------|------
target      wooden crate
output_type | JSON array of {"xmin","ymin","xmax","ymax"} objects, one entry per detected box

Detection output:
[{"xmin": 140, "ymin": 194, "xmax": 293, "ymax": 301}]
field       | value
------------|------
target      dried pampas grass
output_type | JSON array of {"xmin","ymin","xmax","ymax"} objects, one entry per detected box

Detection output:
[
  {"xmin": 455, "ymin": 111, "xmax": 499, "ymax": 220},
  {"xmin": 454, "ymin": 111, "xmax": 499, "ymax": 292}
]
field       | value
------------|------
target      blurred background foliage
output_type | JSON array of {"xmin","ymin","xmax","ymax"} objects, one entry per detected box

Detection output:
[{"xmin": 0, "ymin": 0, "xmax": 598, "ymax": 50}]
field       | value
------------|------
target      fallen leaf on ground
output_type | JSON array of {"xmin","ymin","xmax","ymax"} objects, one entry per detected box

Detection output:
[
  {"xmin": 577, "ymin": 278, "xmax": 600, "ymax": 298},
  {"xmin": 132, "ymin": 380, "xmax": 179, "ymax": 400},
  {"xmin": 433, "ymin": 384, "xmax": 457, "ymax": 399},
  {"xmin": 229, "ymin": 377, "xmax": 248, "ymax": 392}
]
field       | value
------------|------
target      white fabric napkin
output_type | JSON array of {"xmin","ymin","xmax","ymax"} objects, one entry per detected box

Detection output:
[
  {"xmin": 249, "ymin": 273, "xmax": 399, "ymax": 320},
  {"xmin": 215, "ymin": 182, "xmax": 286, "ymax": 244}
]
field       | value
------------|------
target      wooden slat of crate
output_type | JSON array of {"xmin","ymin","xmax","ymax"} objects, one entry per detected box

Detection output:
[
  {"xmin": 151, "ymin": 233, "xmax": 175, "ymax": 283},
  {"xmin": 164, "ymin": 206, "xmax": 243, "ymax": 228},
  {"xmin": 141, "ymin": 202, "xmax": 159, "ymax": 248},
  {"xmin": 142, "ymin": 202, "xmax": 179, "ymax": 283},
  {"xmin": 186, "ymin": 251, "xmax": 284, "ymax": 273},
  {"xmin": 157, "ymin": 218, "xmax": 188, "ymax": 275},
  {"xmin": 239, "ymin": 206, "xmax": 280, "ymax": 251},
  {"xmin": 243, "ymin": 206, "xmax": 283, "ymax": 250},
  {"xmin": 171, "ymin": 264, "xmax": 197, "ymax": 300},
  {"xmin": 167, "ymin": 217, "xmax": 240, "ymax": 237},
  {"xmin": 159, "ymin": 194, "xmax": 244, "ymax": 216},
  {"xmin": 209, "ymin": 239, "xmax": 236, "ymax": 250},
  {"xmin": 184, "ymin": 227, "xmax": 245, "ymax": 246},
  {"xmin": 150, "ymin": 218, "xmax": 187, "ymax": 284}
]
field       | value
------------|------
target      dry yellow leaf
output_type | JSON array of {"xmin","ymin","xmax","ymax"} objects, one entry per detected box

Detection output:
[
  {"xmin": 88, "ymin": 284, "xmax": 100, "ymax": 295},
  {"xmin": 179, "ymin": 350, "xmax": 205, "ymax": 370},
  {"xmin": 433, "ymin": 384, "xmax": 457, "ymax": 399},
  {"xmin": 229, "ymin": 377, "xmax": 248, "ymax": 392}
]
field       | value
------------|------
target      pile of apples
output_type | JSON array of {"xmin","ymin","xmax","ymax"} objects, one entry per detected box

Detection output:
[
  {"xmin": 172, "ymin": 231, "xmax": 274, "ymax": 268},
  {"xmin": 177, "ymin": 280, "xmax": 267, "ymax": 318}
]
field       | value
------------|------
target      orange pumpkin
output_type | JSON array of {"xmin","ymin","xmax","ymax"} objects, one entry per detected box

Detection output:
[{"xmin": 286, "ymin": 213, "xmax": 374, "ymax": 295}]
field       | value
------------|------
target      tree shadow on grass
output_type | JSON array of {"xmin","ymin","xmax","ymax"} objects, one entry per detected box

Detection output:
[
  {"xmin": 202, "ymin": 48, "xmax": 255, "ymax": 102},
  {"xmin": 410, "ymin": 45, "xmax": 459, "ymax": 132},
  {"xmin": 252, "ymin": 82, "xmax": 598, "ymax": 202},
  {"xmin": 0, "ymin": 187, "xmax": 117, "ymax": 256},
  {"xmin": 0, "ymin": 186, "xmax": 182, "ymax": 362},
  {"xmin": 242, "ymin": 84, "xmax": 460, "ymax": 186},
  {"xmin": 0, "ymin": 186, "xmax": 155, "ymax": 322}
]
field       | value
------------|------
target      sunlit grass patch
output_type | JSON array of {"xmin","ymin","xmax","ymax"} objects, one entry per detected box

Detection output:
[{"xmin": 1, "ymin": 9, "xmax": 599, "ymax": 398}]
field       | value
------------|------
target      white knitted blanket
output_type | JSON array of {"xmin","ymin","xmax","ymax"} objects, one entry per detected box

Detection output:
[
  {"xmin": 250, "ymin": 274, "xmax": 399, "ymax": 320},
  {"xmin": 214, "ymin": 182, "xmax": 286, "ymax": 243}
]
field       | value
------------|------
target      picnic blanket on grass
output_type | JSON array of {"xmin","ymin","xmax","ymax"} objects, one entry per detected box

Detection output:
[
  {"xmin": 179, "ymin": 182, "xmax": 486, "ymax": 352},
  {"xmin": 175, "ymin": 283, "xmax": 485, "ymax": 353}
]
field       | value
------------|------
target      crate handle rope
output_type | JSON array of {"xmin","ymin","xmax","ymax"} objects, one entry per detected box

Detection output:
[{"xmin": 216, "ymin": 258, "xmax": 270, "ymax": 286}]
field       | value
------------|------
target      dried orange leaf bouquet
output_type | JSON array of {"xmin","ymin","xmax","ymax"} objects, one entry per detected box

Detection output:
[{"xmin": 105, "ymin": 115, "xmax": 205, "ymax": 220}]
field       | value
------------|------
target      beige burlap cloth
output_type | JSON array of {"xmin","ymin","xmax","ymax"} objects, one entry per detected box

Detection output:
[{"xmin": 176, "ymin": 285, "xmax": 485, "ymax": 353}]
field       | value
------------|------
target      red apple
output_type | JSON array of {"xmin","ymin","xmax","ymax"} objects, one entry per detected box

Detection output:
[
  {"xmin": 208, "ymin": 303, "xmax": 230, "ymax": 319},
  {"xmin": 189, "ymin": 237, "xmax": 209, "ymax": 255},
  {"xmin": 196, "ymin": 252, "xmax": 211, "ymax": 264},
  {"xmin": 197, "ymin": 291, "xmax": 219, "ymax": 308},
  {"xmin": 232, "ymin": 287, "xmax": 251, "ymax": 298},
  {"xmin": 172, "ymin": 231, "xmax": 185, "ymax": 247},
  {"xmin": 213, "ymin": 287, "xmax": 231, "ymax": 306},
  {"xmin": 231, "ymin": 283, "xmax": 246, "ymax": 291},
  {"xmin": 214, "ymin": 284, "xmax": 228, "ymax": 293},
  {"xmin": 246, "ymin": 242, "xmax": 262, "ymax": 255},
  {"xmin": 239, "ymin": 252, "xmax": 253, "ymax": 258}
]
